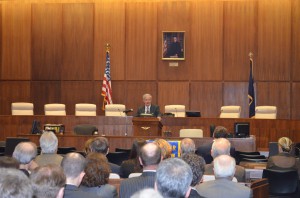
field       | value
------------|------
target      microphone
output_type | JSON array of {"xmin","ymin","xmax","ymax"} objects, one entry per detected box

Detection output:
[{"xmin": 123, "ymin": 109, "xmax": 133, "ymax": 113}]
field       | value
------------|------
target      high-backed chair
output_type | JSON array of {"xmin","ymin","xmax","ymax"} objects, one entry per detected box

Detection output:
[
  {"xmin": 44, "ymin": 104, "xmax": 66, "ymax": 116},
  {"xmin": 5, "ymin": 137, "xmax": 30, "ymax": 156},
  {"xmin": 254, "ymin": 106, "xmax": 277, "ymax": 119},
  {"xmin": 165, "ymin": 105, "xmax": 186, "ymax": 117},
  {"xmin": 105, "ymin": 104, "xmax": 126, "ymax": 116},
  {"xmin": 11, "ymin": 102, "xmax": 34, "ymax": 115},
  {"xmin": 75, "ymin": 103, "xmax": 96, "ymax": 116},
  {"xmin": 179, "ymin": 129, "xmax": 203, "ymax": 138},
  {"xmin": 73, "ymin": 124, "xmax": 98, "ymax": 135},
  {"xmin": 220, "ymin": 106, "xmax": 241, "ymax": 118}
]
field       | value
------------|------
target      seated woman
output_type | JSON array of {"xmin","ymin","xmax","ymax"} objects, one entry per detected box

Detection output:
[
  {"xmin": 267, "ymin": 137, "xmax": 300, "ymax": 179},
  {"xmin": 120, "ymin": 139, "xmax": 147, "ymax": 178},
  {"xmin": 79, "ymin": 153, "xmax": 118, "ymax": 198},
  {"xmin": 154, "ymin": 138, "xmax": 172, "ymax": 160}
]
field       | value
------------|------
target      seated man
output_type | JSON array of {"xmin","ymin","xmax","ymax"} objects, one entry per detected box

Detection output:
[
  {"xmin": 196, "ymin": 155, "xmax": 252, "ymax": 198},
  {"xmin": 136, "ymin": 93, "xmax": 161, "ymax": 119},
  {"xmin": 181, "ymin": 138, "xmax": 196, "ymax": 155}
]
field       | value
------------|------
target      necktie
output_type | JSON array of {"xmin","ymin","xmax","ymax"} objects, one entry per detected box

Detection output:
[{"xmin": 146, "ymin": 106, "xmax": 150, "ymax": 114}]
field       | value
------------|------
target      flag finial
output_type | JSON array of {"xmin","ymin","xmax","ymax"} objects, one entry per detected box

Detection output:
[
  {"xmin": 106, "ymin": 43, "xmax": 111, "ymax": 52},
  {"xmin": 249, "ymin": 52, "xmax": 253, "ymax": 59}
]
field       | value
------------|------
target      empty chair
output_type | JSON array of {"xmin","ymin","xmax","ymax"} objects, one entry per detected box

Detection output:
[
  {"xmin": 5, "ymin": 137, "xmax": 30, "ymax": 156},
  {"xmin": 105, "ymin": 104, "xmax": 126, "ymax": 116},
  {"xmin": 165, "ymin": 105, "xmax": 186, "ymax": 117},
  {"xmin": 179, "ymin": 129, "xmax": 203, "ymax": 138},
  {"xmin": 44, "ymin": 103, "xmax": 66, "ymax": 116},
  {"xmin": 73, "ymin": 124, "xmax": 98, "ymax": 135},
  {"xmin": 106, "ymin": 152, "xmax": 129, "ymax": 166},
  {"xmin": 235, "ymin": 151, "xmax": 261, "ymax": 164},
  {"xmin": 11, "ymin": 102, "xmax": 34, "ymax": 115},
  {"xmin": 75, "ymin": 103, "xmax": 97, "ymax": 116},
  {"xmin": 254, "ymin": 106, "xmax": 277, "ymax": 119},
  {"xmin": 220, "ymin": 106, "xmax": 241, "ymax": 118}
]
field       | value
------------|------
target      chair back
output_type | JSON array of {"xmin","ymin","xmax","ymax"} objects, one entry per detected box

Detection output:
[
  {"xmin": 75, "ymin": 103, "xmax": 96, "ymax": 116},
  {"xmin": 106, "ymin": 152, "xmax": 129, "ymax": 165},
  {"xmin": 165, "ymin": 105, "xmax": 186, "ymax": 117},
  {"xmin": 11, "ymin": 102, "xmax": 34, "ymax": 115},
  {"xmin": 268, "ymin": 142, "xmax": 279, "ymax": 157},
  {"xmin": 220, "ymin": 106, "xmax": 241, "ymax": 118},
  {"xmin": 128, "ymin": 173, "xmax": 142, "ymax": 178},
  {"xmin": 255, "ymin": 106, "xmax": 277, "ymax": 119},
  {"xmin": 57, "ymin": 147, "xmax": 76, "ymax": 155},
  {"xmin": 44, "ymin": 104, "xmax": 66, "ymax": 116},
  {"xmin": 73, "ymin": 124, "xmax": 98, "ymax": 135},
  {"xmin": 179, "ymin": 129, "xmax": 203, "ymax": 138},
  {"xmin": 202, "ymin": 175, "xmax": 238, "ymax": 182},
  {"xmin": 109, "ymin": 173, "xmax": 121, "ymax": 179},
  {"xmin": 5, "ymin": 137, "xmax": 30, "ymax": 156},
  {"xmin": 105, "ymin": 104, "xmax": 126, "ymax": 116}
]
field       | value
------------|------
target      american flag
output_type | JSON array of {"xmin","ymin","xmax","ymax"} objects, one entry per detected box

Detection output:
[
  {"xmin": 248, "ymin": 54, "xmax": 256, "ymax": 117},
  {"xmin": 101, "ymin": 50, "xmax": 113, "ymax": 109}
]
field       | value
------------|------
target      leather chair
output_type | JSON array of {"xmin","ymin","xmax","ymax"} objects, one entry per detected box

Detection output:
[
  {"xmin": 73, "ymin": 124, "xmax": 98, "ymax": 135},
  {"xmin": 105, "ymin": 104, "xmax": 126, "ymax": 116},
  {"xmin": 254, "ymin": 106, "xmax": 277, "ymax": 119},
  {"xmin": 179, "ymin": 129, "xmax": 203, "ymax": 138},
  {"xmin": 5, "ymin": 137, "xmax": 30, "ymax": 156},
  {"xmin": 164, "ymin": 105, "xmax": 186, "ymax": 117},
  {"xmin": 57, "ymin": 147, "xmax": 76, "ymax": 155},
  {"xmin": 11, "ymin": 102, "xmax": 34, "ymax": 115},
  {"xmin": 75, "ymin": 103, "xmax": 96, "ymax": 116},
  {"xmin": 44, "ymin": 103, "xmax": 66, "ymax": 116},
  {"xmin": 220, "ymin": 106, "xmax": 241, "ymax": 118}
]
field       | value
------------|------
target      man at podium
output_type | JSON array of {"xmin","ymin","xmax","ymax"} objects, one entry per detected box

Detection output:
[{"xmin": 136, "ymin": 93, "xmax": 161, "ymax": 119}]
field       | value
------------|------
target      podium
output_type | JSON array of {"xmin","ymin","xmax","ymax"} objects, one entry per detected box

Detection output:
[{"xmin": 132, "ymin": 117, "xmax": 163, "ymax": 136}]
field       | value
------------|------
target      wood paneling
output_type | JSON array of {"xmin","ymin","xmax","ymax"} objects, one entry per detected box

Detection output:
[
  {"xmin": 1, "ymin": 2, "xmax": 31, "ymax": 80},
  {"xmin": 256, "ymin": 82, "xmax": 290, "ymax": 119},
  {"xmin": 0, "ymin": 3, "xmax": 2, "ymax": 79},
  {"xmin": 257, "ymin": 0, "xmax": 291, "ymax": 81},
  {"xmin": 292, "ymin": 0, "xmax": 300, "ymax": 81},
  {"xmin": 291, "ymin": 83, "xmax": 300, "ymax": 120},
  {"xmin": 157, "ymin": 1, "xmax": 191, "ymax": 81},
  {"xmin": 31, "ymin": 3, "xmax": 62, "ymax": 80},
  {"xmin": 94, "ymin": 0, "xmax": 125, "ymax": 81},
  {"xmin": 190, "ymin": 82, "xmax": 223, "ymax": 118},
  {"xmin": 62, "ymin": 3, "xmax": 94, "ymax": 80},
  {"xmin": 0, "ymin": 81, "xmax": 31, "ymax": 115},
  {"xmin": 125, "ymin": 1, "xmax": 157, "ymax": 80},
  {"xmin": 223, "ymin": 0, "xmax": 257, "ymax": 81},
  {"xmin": 190, "ymin": 0, "xmax": 223, "ymax": 81},
  {"xmin": 158, "ymin": 82, "xmax": 189, "ymax": 113}
]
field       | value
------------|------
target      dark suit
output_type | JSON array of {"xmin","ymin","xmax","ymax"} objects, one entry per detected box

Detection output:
[
  {"xmin": 79, "ymin": 184, "xmax": 118, "ymax": 198},
  {"xmin": 64, "ymin": 184, "xmax": 99, "ymax": 198},
  {"xmin": 120, "ymin": 171, "xmax": 156, "ymax": 198},
  {"xmin": 136, "ymin": 105, "xmax": 161, "ymax": 117},
  {"xmin": 204, "ymin": 163, "xmax": 246, "ymax": 182},
  {"xmin": 189, "ymin": 188, "xmax": 205, "ymax": 198},
  {"xmin": 120, "ymin": 159, "xmax": 142, "ymax": 178},
  {"xmin": 109, "ymin": 162, "xmax": 121, "ymax": 175}
]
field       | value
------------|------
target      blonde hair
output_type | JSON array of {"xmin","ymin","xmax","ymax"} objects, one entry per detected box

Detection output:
[
  {"xmin": 278, "ymin": 137, "xmax": 293, "ymax": 152},
  {"xmin": 154, "ymin": 139, "xmax": 172, "ymax": 159}
]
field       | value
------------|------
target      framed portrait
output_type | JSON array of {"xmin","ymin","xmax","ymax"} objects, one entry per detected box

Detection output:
[{"xmin": 162, "ymin": 31, "xmax": 185, "ymax": 60}]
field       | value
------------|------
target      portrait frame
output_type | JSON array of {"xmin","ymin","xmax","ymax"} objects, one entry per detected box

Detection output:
[{"xmin": 162, "ymin": 31, "xmax": 185, "ymax": 60}]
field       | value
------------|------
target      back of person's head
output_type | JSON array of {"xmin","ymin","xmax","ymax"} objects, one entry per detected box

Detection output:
[
  {"xmin": 30, "ymin": 164, "xmax": 66, "ymax": 198},
  {"xmin": 213, "ymin": 155, "xmax": 236, "ymax": 179},
  {"xmin": 140, "ymin": 143, "xmax": 161, "ymax": 167},
  {"xmin": 154, "ymin": 139, "xmax": 172, "ymax": 159},
  {"xmin": 131, "ymin": 188, "xmax": 163, "ymax": 198},
  {"xmin": 39, "ymin": 132, "xmax": 58, "ymax": 154},
  {"xmin": 156, "ymin": 158, "xmax": 192, "ymax": 198},
  {"xmin": 0, "ymin": 168, "xmax": 33, "ymax": 198},
  {"xmin": 213, "ymin": 126, "xmax": 228, "ymax": 138},
  {"xmin": 88, "ymin": 137, "xmax": 109, "ymax": 154},
  {"xmin": 61, "ymin": 152, "xmax": 86, "ymax": 179},
  {"xmin": 129, "ymin": 138, "xmax": 147, "ymax": 159},
  {"xmin": 0, "ymin": 156, "xmax": 20, "ymax": 169},
  {"xmin": 181, "ymin": 153, "xmax": 206, "ymax": 187},
  {"xmin": 180, "ymin": 138, "xmax": 195, "ymax": 155},
  {"xmin": 12, "ymin": 142, "xmax": 37, "ymax": 164},
  {"xmin": 84, "ymin": 138, "xmax": 94, "ymax": 155},
  {"xmin": 211, "ymin": 138, "xmax": 231, "ymax": 158},
  {"xmin": 278, "ymin": 137, "xmax": 293, "ymax": 152}
]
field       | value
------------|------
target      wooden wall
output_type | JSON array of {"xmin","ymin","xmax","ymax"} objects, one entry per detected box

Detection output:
[{"xmin": 0, "ymin": 0, "xmax": 299, "ymax": 119}]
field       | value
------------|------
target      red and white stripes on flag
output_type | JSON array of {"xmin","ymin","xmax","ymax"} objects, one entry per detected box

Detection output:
[{"xmin": 101, "ymin": 50, "xmax": 113, "ymax": 109}]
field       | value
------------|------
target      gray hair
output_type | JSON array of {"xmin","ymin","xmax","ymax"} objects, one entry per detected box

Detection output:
[
  {"xmin": 39, "ymin": 132, "xmax": 58, "ymax": 154},
  {"xmin": 61, "ymin": 152, "xmax": 86, "ymax": 179},
  {"xmin": 211, "ymin": 138, "xmax": 231, "ymax": 158},
  {"xmin": 0, "ymin": 168, "xmax": 33, "ymax": 198},
  {"xmin": 13, "ymin": 142, "xmax": 37, "ymax": 164},
  {"xmin": 180, "ymin": 138, "xmax": 195, "ymax": 154},
  {"xmin": 131, "ymin": 188, "xmax": 163, "ymax": 198},
  {"xmin": 142, "ymin": 93, "xmax": 152, "ymax": 100},
  {"xmin": 213, "ymin": 155, "xmax": 236, "ymax": 178},
  {"xmin": 156, "ymin": 158, "xmax": 192, "ymax": 198}
]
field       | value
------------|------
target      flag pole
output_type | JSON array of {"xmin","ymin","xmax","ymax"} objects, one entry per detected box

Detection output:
[{"xmin": 248, "ymin": 52, "xmax": 256, "ymax": 118}]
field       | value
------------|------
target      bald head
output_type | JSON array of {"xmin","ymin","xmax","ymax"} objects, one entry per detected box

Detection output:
[
  {"xmin": 61, "ymin": 152, "xmax": 86, "ymax": 179},
  {"xmin": 213, "ymin": 155, "xmax": 236, "ymax": 179},
  {"xmin": 211, "ymin": 138, "xmax": 231, "ymax": 158},
  {"xmin": 140, "ymin": 143, "xmax": 161, "ymax": 167},
  {"xmin": 13, "ymin": 142, "xmax": 37, "ymax": 164},
  {"xmin": 180, "ymin": 138, "xmax": 195, "ymax": 154}
]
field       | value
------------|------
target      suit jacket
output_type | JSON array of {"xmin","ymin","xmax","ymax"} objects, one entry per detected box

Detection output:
[
  {"xmin": 120, "ymin": 171, "xmax": 156, "ymax": 198},
  {"xmin": 79, "ymin": 184, "xmax": 118, "ymax": 198},
  {"xmin": 189, "ymin": 188, "xmax": 205, "ymax": 198},
  {"xmin": 195, "ymin": 178, "xmax": 252, "ymax": 198},
  {"xmin": 109, "ymin": 162, "xmax": 121, "ymax": 175},
  {"xmin": 64, "ymin": 184, "xmax": 99, "ymax": 198},
  {"xmin": 34, "ymin": 153, "xmax": 63, "ymax": 166},
  {"xmin": 120, "ymin": 159, "xmax": 142, "ymax": 178},
  {"xmin": 136, "ymin": 105, "xmax": 161, "ymax": 117},
  {"xmin": 204, "ymin": 163, "xmax": 246, "ymax": 182}
]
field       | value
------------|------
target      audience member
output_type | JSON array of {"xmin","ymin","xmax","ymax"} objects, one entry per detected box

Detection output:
[
  {"xmin": 120, "ymin": 138, "xmax": 147, "ymax": 178},
  {"xmin": 196, "ymin": 126, "xmax": 235, "ymax": 163},
  {"xmin": 35, "ymin": 132, "xmax": 63, "ymax": 166},
  {"xmin": 196, "ymin": 155, "xmax": 252, "ymax": 198},
  {"xmin": 154, "ymin": 138, "xmax": 172, "ymax": 159},
  {"xmin": 181, "ymin": 138, "xmax": 196, "ymax": 155},
  {"xmin": 30, "ymin": 164, "xmax": 66, "ymax": 198},
  {"xmin": 131, "ymin": 188, "xmax": 163, "ymax": 198},
  {"xmin": 61, "ymin": 152, "xmax": 98, "ymax": 198},
  {"xmin": 0, "ymin": 168, "xmax": 33, "ymax": 198},
  {"xmin": 120, "ymin": 143, "xmax": 162, "ymax": 198},
  {"xmin": 12, "ymin": 141, "xmax": 38, "ymax": 176},
  {"xmin": 155, "ymin": 158, "xmax": 192, "ymax": 198},
  {"xmin": 85, "ymin": 137, "xmax": 120, "ymax": 174},
  {"xmin": 0, "ymin": 156, "xmax": 19, "ymax": 169},
  {"xmin": 181, "ymin": 153, "xmax": 206, "ymax": 198},
  {"xmin": 204, "ymin": 138, "xmax": 245, "ymax": 182},
  {"xmin": 136, "ymin": 93, "xmax": 162, "ymax": 119},
  {"xmin": 80, "ymin": 152, "xmax": 118, "ymax": 198}
]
